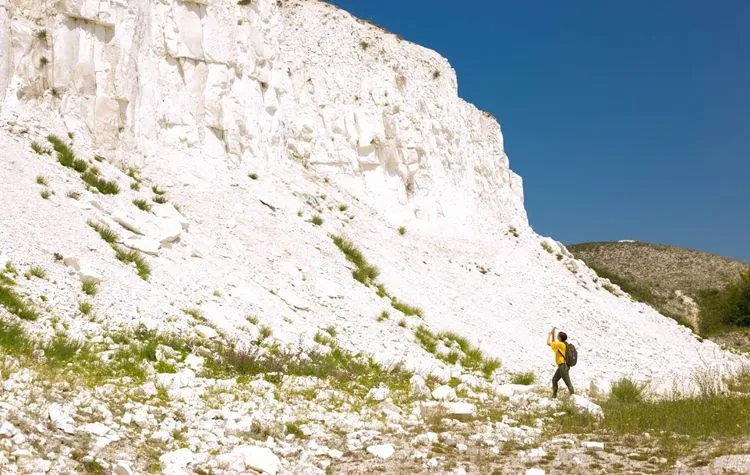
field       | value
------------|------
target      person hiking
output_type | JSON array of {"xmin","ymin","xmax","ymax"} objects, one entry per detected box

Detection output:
[{"xmin": 547, "ymin": 326, "xmax": 574, "ymax": 398}]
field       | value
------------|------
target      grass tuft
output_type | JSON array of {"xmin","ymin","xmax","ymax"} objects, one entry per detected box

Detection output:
[
  {"xmin": 398, "ymin": 226, "xmax": 406, "ymax": 236},
  {"xmin": 0, "ymin": 285, "xmax": 39, "ymax": 321},
  {"xmin": 26, "ymin": 266, "xmax": 47, "ymax": 279},
  {"xmin": 31, "ymin": 142, "xmax": 49, "ymax": 155},
  {"xmin": 0, "ymin": 320, "xmax": 34, "ymax": 355},
  {"xmin": 45, "ymin": 333, "xmax": 87, "ymax": 364},
  {"xmin": 78, "ymin": 301, "xmax": 93, "ymax": 315},
  {"xmin": 248, "ymin": 173, "xmax": 258, "ymax": 180},
  {"xmin": 113, "ymin": 245, "xmax": 151, "ymax": 280},
  {"xmin": 81, "ymin": 171, "xmax": 120, "ymax": 195},
  {"xmin": 338, "ymin": 204, "xmax": 348, "ymax": 212},
  {"xmin": 87, "ymin": 221, "xmax": 119, "ymax": 244},
  {"xmin": 132, "ymin": 199, "xmax": 152, "ymax": 212},
  {"xmin": 391, "ymin": 299, "xmax": 423, "ymax": 317},
  {"xmin": 81, "ymin": 280, "xmax": 98, "ymax": 296},
  {"xmin": 510, "ymin": 371, "xmax": 536, "ymax": 385},
  {"xmin": 331, "ymin": 235, "xmax": 380, "ymax": 286},
  {"xmin": 610, "ymin": 377, "xmax": 646, "ymax": 403},
  {"xmin": 36, "ymin": 175, "xmax": 48, "ymax": 185},
  {"xmin": 153, "ymin": 195, "xmax": 167, "ymax": 204},
  {"xmin": 40, "ymin": 190, "xmax": 51, "ymax": 199},
  {"xmin": 312, "ymin": 215, "xmax": 323, "ymax": 226}
]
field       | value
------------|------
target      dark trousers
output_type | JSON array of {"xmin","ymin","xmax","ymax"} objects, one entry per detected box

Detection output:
[{"xmin": 552, "ymin": 363, "xmax": 574, "ymax": 397}]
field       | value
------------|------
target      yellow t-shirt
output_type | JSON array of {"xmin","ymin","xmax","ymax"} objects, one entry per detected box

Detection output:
[{"xmin": 550, "ymin": 341, "xmax": 566, "ymax": 365}]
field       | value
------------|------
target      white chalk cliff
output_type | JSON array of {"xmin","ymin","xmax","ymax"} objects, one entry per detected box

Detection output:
[{"xmin": 0, "ymin": 2, "xmax": 746, "ymax": 470}]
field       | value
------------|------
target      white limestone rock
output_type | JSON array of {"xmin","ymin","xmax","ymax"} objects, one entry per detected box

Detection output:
[
  {"xmin": 366, "ymin": 444, "xmax": 395, "ymax": 460},
  {"xmin": 367, "ymin": 385, "xmax": 390, "ymax": 402},
  {"xmin": 582, "ymin": 441, "xmax": 605, "ymax": 451},
  {"xmin": 441, "ymin": 402, "xmax": 476, "ymax": 418},
  {"xmin": 571, "ymin": 395, "xmax": 604, "ymax": 420},
  {"xmin": 216, "ymin": 445, "xmax": 281, "ymax": 475},
  {"xmin": 495, "ymin": 384, "xmax": 537, "ymax": 398},
  {"xmin": 431, "ymin": 385, "xmax": 457, "ymax": 401},
  {"xmin": 123, "ymin": 236, "xmax": 161, "ymax": 256},
  {"xmin": 112, "ymin": 461, "xmax": 135, "ymax": 475},
  {"xmin": 195, "ymin": 325, "xmax": 219, "ymax": 340},
  {"xmin": 48, "ymin": 404, "xmax": 76, "ymax": 434}
]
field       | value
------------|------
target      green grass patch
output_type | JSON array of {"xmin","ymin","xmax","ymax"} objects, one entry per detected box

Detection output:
[
  {"xmin": 112, "ymin": 245, "xmax": 151, "ymax": 280},
  {"xmin": 414, "ymin": 326, "xmax": 500, "ymax": 379},
  {"xmin": 132, "ymin": 198, "xmax": 152, "ymax": 212},
  {"xmin": 0, "ymin": 320, "xmax": 34, "ymax": 355},
  {"xmin": 338, "ymin": 204, "xmax": 348, "ymax": 212},
  {"xmin": 398, "ymin": 226, "xmax": 406, "ymax": 236},
  {"xmin": 45, "ymin": 334, "xmax": 87, "ymax": 365},
  {"xmin": 610, "ymin": 377, "xmax": 646, "ymax": 403},
  {"xmin": 26, "ymin": 266, "xmax": 47, "ymax": 279},
  {"xmin": 40, "ymin": 190, "xmax": 51, "ymax": 199},
  {"xmin": 81, "ymin": 171, "xmax": 120, "ymax": 195},
  {"xmin": 31, "ymin": 142, "xmax": 49, "ymax": 155},
  {"xmin": 0, "ymin": 284, "xmax": 39, "ymax": 321},
  {"xmin": 87, "ymin": 221, "xmax": 119, "ymax": 244},
  {"xmin": 81, "ymin": 280, "xmax": 98, "ymax": 296},
  {"xmin": 285, "ymin": 421, "xmax": 307, "ymax": 438},
  {"xmin": 78, "ymin": 301, "xmax": 93, "ymax": 315},
  {"xmin": 152, "ymin": 185, "xmax": 166, "ymax": 195},
  {"xmin": 312, "ymin": 215, "xmax": 323, "ymax": 226},
  {"xmin": 72, "ymin": 158, "xmax": 88, "ymax": 173},
  {"xmin": 331, "ymin": 234, "xmax": 380, "ymax": 286},
  {"xmin": 510, "ymin": 371, "xmax": 536, "ymax": 385},
  {"xmin": 153, "ymin": 195, "xmax": 167, "ymax": 204},
  {"xmin": 36, "ymin": 175, "xmax": 47, "ymax": 185},
  {"xmin": 391, "ymin": 299, "xmax": 423, "ymax": 317},
  {"xmin": 248, "ymin": 173, "xmax": 258, "ymax": 180},
  {"xmin": 182, "ymin": 308, "xmax": 204, "ymax": 320},
  {"xmin": 154, "ymin": 360, "xmax": 178, "ymax": 374},
  {"xmin": 541, "ymin": 241, "xmax": 554, "ymax": 253},
  {"xmin": 206, "ymin": 341, "xmax": 412, "ymax": 400},
  {"xmin": 697, "ymin": 267, "xmax": 750, "ymax": 333}
]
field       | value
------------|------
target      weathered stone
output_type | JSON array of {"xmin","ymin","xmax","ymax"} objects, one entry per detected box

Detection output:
[
  {"xmin": 431, "ymin": 385, "xmax": 457, "ymax": 401},
  {"xmin": 367, "ymin": 385, "xmax": 390, "ymax": 402},
  {"xmin": 366, "ymin": 443, "xmax": 395, "ymax": 460},
  {"xmin": 571, "ymin": 395, "xmax": 604, "ymax": 419}
]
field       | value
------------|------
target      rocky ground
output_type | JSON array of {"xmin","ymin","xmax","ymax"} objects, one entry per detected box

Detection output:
[{"xmin": 1, "ymin": 332, "xmax": 748, "ymax": 475}]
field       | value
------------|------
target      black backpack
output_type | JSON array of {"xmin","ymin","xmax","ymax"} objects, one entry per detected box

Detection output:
[{"xmin": 565, "ymin": 343, "xmax": 578, "ymax": 367}]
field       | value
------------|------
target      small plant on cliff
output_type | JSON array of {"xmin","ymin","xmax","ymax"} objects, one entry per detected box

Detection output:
[
  {"xmin": 541, "ymin": 241, "xmax": 554, "ymax": 254},
  {"xmin": 31, "ymin": 142, "xmax": 48, "ymax": 155},
  {"xmin": 81, "ymin": 281, "xmax": 98, "ymax": 296},
  {"xmin": 87, "ymin": 221, "xmax": 119, "ymax": 244},
  {"xmin": 40, "ymin": 190, "xmax": 51, "ymax": 200},
  {"xmin": 330, "ymin": 235, "xmax": 380, "ymax": 286},
  {"xmin": 510, "ymin": 371, "xmax": 536, "ymax": 385},
  {"xmin": 36, "ymin": 175, "xmax": 47, "ymax": 186},
  {"xmin": 398, "ymin": 226, "xmax": 406, "ymax": 236},
  {"xmin": 132, "ymin": 199, "xmax": 152, "ymax": 212},
  {"xmin": 311, "ymin": 215, "xmax": 323, "ymax": 226}
]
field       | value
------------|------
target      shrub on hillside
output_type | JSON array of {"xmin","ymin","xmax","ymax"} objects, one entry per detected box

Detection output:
[
  {"xmin": 609, "ymin": 377, "xmax": 646, "ymax": 404},
  {"xmin": 698, "ymin": 268, "xmax": 750, "ymax": 332}
]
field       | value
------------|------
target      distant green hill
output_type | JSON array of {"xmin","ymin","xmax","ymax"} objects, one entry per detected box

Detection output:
[{"xmin": 569, "ymin": 241, "xmax": 749, "ymax": 352}]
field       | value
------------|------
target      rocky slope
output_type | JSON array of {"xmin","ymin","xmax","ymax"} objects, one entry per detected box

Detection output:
[
  {"xmin": 569, "ymin": 241, "xmax": 749, "ymax": 333},
  {"xmin": 0, "ymin": 0, "xmax": 747, "ymax": 473}
]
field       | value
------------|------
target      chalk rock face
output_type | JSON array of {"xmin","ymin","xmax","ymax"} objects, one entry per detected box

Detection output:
[{"xmin": 0, "ymin": 0, "xmax": 526, "ymax": 234}]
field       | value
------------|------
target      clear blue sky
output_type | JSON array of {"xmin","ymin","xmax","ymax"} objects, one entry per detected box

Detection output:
[{"xmin": 330, "ymin": 0, "xmax": 750, "ymax": 261}]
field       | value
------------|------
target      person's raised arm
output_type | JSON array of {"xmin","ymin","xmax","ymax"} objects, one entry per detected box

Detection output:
[{"xmin": 546, "ymin": 327, "xmax": 556, "ymax": 346}]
